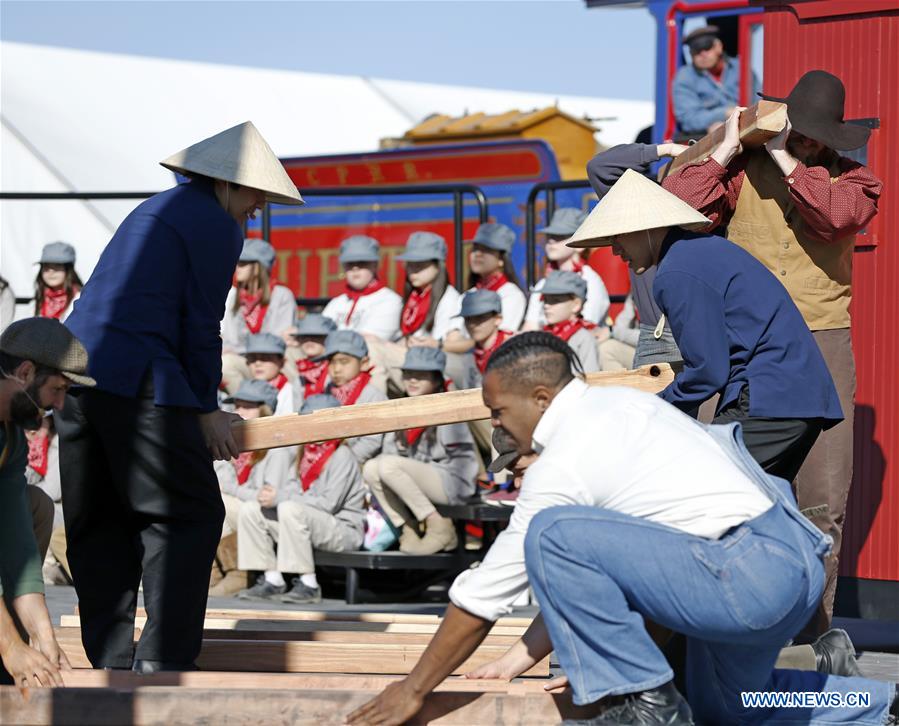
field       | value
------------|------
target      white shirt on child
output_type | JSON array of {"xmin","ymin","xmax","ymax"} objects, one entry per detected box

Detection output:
[
  {"xmin": 408, "ymin": 287, "xmax": 464, "ymax": 341},
  {"xmin": 323, "ymin": 287, "xmax": 403, "ymax": 341},
  {"xmin": 449, "ymin": 380, "xmax": 773, "ymax": 621}
]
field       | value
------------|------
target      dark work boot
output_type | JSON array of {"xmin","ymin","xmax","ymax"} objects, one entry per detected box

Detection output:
[
  {"xmin": 563, "ymin": 681, "xmax": 694, "ymax": 725},
  {"xmin": 132, "ymin": 659, "xmax": 199, "ymax": 674},
  {"xmin": 811, "ymin": 628, "xmax": 862, "ymax": 677}
]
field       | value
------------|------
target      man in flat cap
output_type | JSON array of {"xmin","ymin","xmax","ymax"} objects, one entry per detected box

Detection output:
[
  {"xmin": 56, "ymin": 122, "xmax": 304, "ymax": 673},
  {"xmin": 0, "ymin": 318, "xmax": 94, "ymax": 687},
  {"xmin": 672, "ymin": 26, "xmax": 748, "ymax": 139},
  {"xmin": 662, "ymin": 70, "xmax": 883, "ymax": 638}
]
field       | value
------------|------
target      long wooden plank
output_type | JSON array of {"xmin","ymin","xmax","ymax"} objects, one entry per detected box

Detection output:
[
  {"xmin": 58, "ymin": 615, "xmax": 528, "ymax": 636},
  {"xmin": 664, "ymin": 100, "xmax": 788, "ymax": 176},
  {"xmin": 57, "ymin": 638, "xmax": 548, "ymax": 676},
  {"xmin": 234, "ymin": 364, "xmax": 674, "ymax": 451},
  {"xmin": 0, "ymin": 685, "xmax": 605, "ymax": 725},
  {"xmin": 54, "ymin": 626, "xmax": 520, "ymax": 647}
]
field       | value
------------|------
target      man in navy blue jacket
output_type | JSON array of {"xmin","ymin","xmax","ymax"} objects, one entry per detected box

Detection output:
[
  {"xmin": 569, "ymin": 169, "xmax": 842, "ymax": 481},
  {"xmin": 56, "ymin": 122, "xmax": 303, "ymax": 672}
]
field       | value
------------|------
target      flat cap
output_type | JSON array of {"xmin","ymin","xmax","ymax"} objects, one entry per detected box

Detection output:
[
  {"xmin": 539, "ymin": 270, "xmax": 587, "ymax": 300},
  {"xmin": 300, "ymin": 393, "xmax": 342, "ymax": 415},
  {"xmin": 468, "ymin": 223, "xmax": 515, "ymax": 254},
  {"xmin": 402, "ymin": 346, "xmax": 447, "ymax": 373},
  {"xmin": 339, "ymin": 235, "xmax": 381, "ymax": 264},
  {"xmin": 0, "ymin": 318, "xmax": 95, "ymax": 386},
  {"xmin": 538, "ymin": 208, "xmax": 587, "ymax": 238},
  {"xmin": 225, "ymin": 379, "xmax": 279, "ymax": 411},
  {"xmin": 459, "ymin": 289, "xmax": 502, "ymax": 318},
  {"xmin": 396, "ymin": 231, "xmax": 448, "ymax": 262},
  {"xmin": 38, "ymin": 242, "xmax": 77, "ymax": 266},
  {"xmin": 314, "ymin": 330, "xmax": 369, "ymax": 361},
  {"xmin": 239, "ymin": 238, "xmax": 276, "ymax": 271},
  {"xmin": 294, "ymin": 313, "xmax": 338, "ymax": 337},
  {"xmin": 245, "ymin": 332, "xmax": 286, "ymax": 356}
]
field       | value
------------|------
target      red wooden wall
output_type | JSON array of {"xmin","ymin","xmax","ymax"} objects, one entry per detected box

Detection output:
[{"xmin": 762, "ymin": 1, "xmax": 899, "ymax": 583}]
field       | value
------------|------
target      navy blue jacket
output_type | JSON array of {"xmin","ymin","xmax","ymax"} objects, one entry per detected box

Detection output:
[
  {"xmin": 66, "ymin": 180, "xmax": 242, "ymax": 412},
  {"xmin": 655, "ymin": 230, "xmax": 842, "ymax": 423}
]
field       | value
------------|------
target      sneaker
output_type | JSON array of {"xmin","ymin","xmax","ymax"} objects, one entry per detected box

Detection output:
[
  {"xmin": 236, "ymin": 575, "xmax": 286, "ymax": 601},
  {"xmin": 279, "ymin": 578, "xmax": 322, "ymax": 604},
  {"xmin": 482, "ymin": 488, "xmax": 519, "ymax": 507}
]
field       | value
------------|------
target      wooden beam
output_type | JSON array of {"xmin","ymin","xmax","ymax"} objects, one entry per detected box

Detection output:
[
  {"xmin": 664, "ymin": 100, "xmax": 788, "ymax": 176},
  {"xmin": 234, "ymin": 363, "xmax": 674, "ymax": 451},
  {"xmin": 58, "ymin": 638, "xmax": 549, "ymax": 677},
  {"xmin": 0, "ymin": 684, "xmax": 605, "ymax": 725},
  {"xmin": 58, "ymin": 614, "xmax": 527, "ymax": 636}
]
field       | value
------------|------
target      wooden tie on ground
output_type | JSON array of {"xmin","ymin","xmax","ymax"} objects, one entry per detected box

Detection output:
[{"xmin": 0, "ymin": 609, "xmax": 586, "ymax": 725}]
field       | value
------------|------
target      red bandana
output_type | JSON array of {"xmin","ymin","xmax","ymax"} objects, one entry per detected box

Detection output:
[
  {"xmin": 475, "ymin": 271, "xmax": 508, "ymax": 293},
  {"xmin": 270, "ymin": 373, "xmax": 289, "ymax": 392},
  {"xmin": 403, "ymin": 380, "xmax": 451, "ymax": 446},
  {"xmin": 545, "ymin": 258, "xmax": 585, "ymax": 276},
  {"xmin": 344, "ymin": 278, "xmax": 386, "ymax": 324},
  {"xmin": 232, "ymin": 452, "xmax": 255, "ymax": 485},
  {"xmin": 27, "ymin": 433, "xmax": 50, "ymax": 477},
  {"xmin": 297, "ymin": 359, "xmax": 329, "ymax": 397},
  {"xmin": 40, "ymin": 287, "xmax": 74, "ymax": 319},
  {"xmin": 299, "ymin": 440, "xmax": 341, "ymax": 491},
  {"xmin": 544, "ymin": 318, "xmax": 596, "ymax": 342},
  {"xmin": 329, "ymin": 371, "xmax": 372, "ymax": 406},
  {"xmin": 473, "ymin": 330, "xmax": 512, "ymax": 374},
  {"xmin": 239, "ymin": 281, "xmax": 277, "ymax": 335},
  {"xmin": 401, "ymin": 286, "xmax": 432, "ymax": 336}
]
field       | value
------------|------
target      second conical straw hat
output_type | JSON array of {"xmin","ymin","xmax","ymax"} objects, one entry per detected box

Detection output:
[
  {"xmin": 160, "ymin": 121, "xmax": 304, "ymax": 206},
  {"xmin": 568, "ymin": 169, "xmax": 709, "ymax": 248}
]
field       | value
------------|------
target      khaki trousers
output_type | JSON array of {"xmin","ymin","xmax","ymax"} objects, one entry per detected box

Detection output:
[
  {"xmin": 794, "ymin": 328, "xmax": 855, "ymax": 634},
  {"xmin": 221, "ymin": 493, "xmax": 242, "ymax": 538},
  {"xmin": 598, "ymin": 338, "xmax": 636, "ymax": 371},
  {"xmin": 237, "ymin": 500, "xmax": 357, "ymax": 575},
  {"xmin": 363, "ymin": 455, "xmax": 448, "ymax": 528},
  {"xmin": 49, "ymin": 526, "xmax": 71, "ymax": 579}
]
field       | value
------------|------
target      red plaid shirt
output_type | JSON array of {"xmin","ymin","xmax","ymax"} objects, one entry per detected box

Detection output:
[{"xmin": 661, "ymin": 154, "xmax": 882, "ymax": 243}]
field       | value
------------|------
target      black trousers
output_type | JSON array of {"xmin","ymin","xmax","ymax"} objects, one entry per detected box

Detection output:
[
  {"xmin": 712, "ymin": 388, "xmax": 825, "ymax": 482},
  {"xmin": 55, "ymin": 385, "xmax": 224, "ymax": 668}
]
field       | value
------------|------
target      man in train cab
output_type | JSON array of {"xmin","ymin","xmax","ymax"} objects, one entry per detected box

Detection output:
[{"xmin": 662, "ymin": 69, "xmax": 883, "ymax": 639}]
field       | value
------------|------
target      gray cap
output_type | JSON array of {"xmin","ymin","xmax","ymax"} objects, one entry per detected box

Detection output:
[
  {"xmin": 293, "ymin": 313, "xmax": 337, "ymax": 337},
  {"xmin": 396, "ymin": 231, "xmax": 447, "ymax": 262},
  {"xmin": 38, "ymin": 242, "xmax": 76, "ymax": 265},
  {"xmin": 469, "ymin": 223, "xmax": 515, "ymax": 253},
  {"xmin": 459, "ymin": 289, "xmax": 502, "ymax": 318},
  {"xmin": 225, "ymin": 379, "xmax": 279, "ymax": 411},
  {"xmin": 239, "ymin": 238, "xmax": 276, "ymax": 271},
  {"xmin": 539, "ymin": 270, "xmax": 587, "ymax": 300},
  {"xmin": 339, "ymin": 235, "xmax": 381, "ymax": 264},
  {"xmin": 300, "ymin": 393, "xmax": 342, "ymax": 415},
  {"xmin": 402, "ymin": 346, "xmax": 447, "ymax": 373},
  {"xmin": 245, "ymin": 332, "xmax": 286, "ymax": 356},
  {"xmin": 314, "ymin": 330, "xmax": 369, "ymax": 361},
  {"xmin": 0, "ymin": 318, "xmax": 95, "ymax": 387},
  {"xmin": 539, "ymin": 208, "xmax": 587, "ymax": 237},
  {"xmin": 488, "ymin": 427, "xmax": 519, "ymax": 473}
]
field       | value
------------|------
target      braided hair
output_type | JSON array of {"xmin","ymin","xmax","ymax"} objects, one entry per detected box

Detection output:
[{"xmin": 485, "ymin": 331, "xmax": 584, "ymax": 392}]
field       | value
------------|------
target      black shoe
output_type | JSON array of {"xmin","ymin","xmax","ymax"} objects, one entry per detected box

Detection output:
[
  {"xmin": 563, "ymin": 681, "xmax": 694, "ymax": 725},
  {"xmin": 811, "ymin": 628, "xmax": 862, "ymax": 677},
  {"xmin": 236, "ymin": 574, "xmax": 287, "ymax": 601},
  {"xmin": 132, "ymin": 659, "xmax": 198, "ymax": 674},
  {"xmin": 279, "ymin": 578, "xmax": 322, "ymax": 604}
]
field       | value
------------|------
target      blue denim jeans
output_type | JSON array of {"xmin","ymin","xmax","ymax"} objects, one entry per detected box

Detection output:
[{"xmin": 525, "ymin": 502, "xmax": 894, "ymax": 724}]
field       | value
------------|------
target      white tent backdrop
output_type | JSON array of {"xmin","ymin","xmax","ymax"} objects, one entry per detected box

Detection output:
[{"xmin": 1, "ymin": 42, "xmax": 653, "ymax": 316}]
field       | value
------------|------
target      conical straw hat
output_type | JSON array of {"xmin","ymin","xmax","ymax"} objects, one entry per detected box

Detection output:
[
  {"xmin": 160, "ymin": 121, "xmax": 304, "ymax": 206},
  {"xmin": 568, "ymin": 169, "xmax": 709, "ymax": 248}
]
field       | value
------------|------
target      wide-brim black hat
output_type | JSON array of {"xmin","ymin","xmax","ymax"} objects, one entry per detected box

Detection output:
[{"xmin": 758, "ymin": 70, "xmax": 869, "ymax": 151}]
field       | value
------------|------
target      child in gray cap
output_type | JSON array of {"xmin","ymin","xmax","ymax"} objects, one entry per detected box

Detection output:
[
  {"xmin": 364, "ymin": 347, "xmax": 478, "ymax": 555},
  {"xmin": 538, "ymin": 270, "xmax": 600, "ymax": 373}
]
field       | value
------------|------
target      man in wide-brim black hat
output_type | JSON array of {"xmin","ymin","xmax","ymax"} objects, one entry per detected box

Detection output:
[{"xmin": 661, "ymin": 70, "xmax": 883, "ymax": 640}]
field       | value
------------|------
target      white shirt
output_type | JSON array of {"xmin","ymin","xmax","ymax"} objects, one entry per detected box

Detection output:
[
  {"xmin": 525, "ymin": 265, "xmax": 610, "ymax": 328},
  {"xmin": 449, "ymin": 380, "xmax": 773, "ymax": 622},
  {"xmin": 322, "ymin": 287, "xmax": 403, "ymax": 341},
  {"xmin": 408, "ymin": 286, "xmax": 463, "ymax": 342},
  {"xmin": 274, "ymin": 378, "xmax": 301, "ymax": 416},
  {"xmin": 221, "ymin": 284, "xmax": 297, "ymax": 354}
]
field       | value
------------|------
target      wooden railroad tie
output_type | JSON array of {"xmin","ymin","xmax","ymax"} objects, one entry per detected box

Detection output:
[{"xmin": 234, "ymin": 364, "xmax": 675, "ymax": 452}]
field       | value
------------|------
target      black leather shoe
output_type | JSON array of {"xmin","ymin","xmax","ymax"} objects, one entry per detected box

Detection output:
[
  {"xmin": 811, "ymin": 629, "xmax": 862, "ymax": 677},
  {"xmin": 132, "ymin": 659, "xmax": 199, "ymax": 674},
  {"xmin": 563, "ymin": 681, "xmax": 694, "ymax": 725}
]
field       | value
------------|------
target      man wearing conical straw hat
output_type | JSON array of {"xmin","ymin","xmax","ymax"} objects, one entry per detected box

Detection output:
[
  {"xmin": 568, "ymin": 169, "xmax": 841, "ymax": 482},
  {"xmin": 55, "ymin": 122, "xmax": 303, "ymax": 673}
]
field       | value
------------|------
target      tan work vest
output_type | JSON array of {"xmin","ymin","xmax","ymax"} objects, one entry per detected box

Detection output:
[{"xmin": 726, "ymin": 150, "xmax": 853, "ymax": 331}]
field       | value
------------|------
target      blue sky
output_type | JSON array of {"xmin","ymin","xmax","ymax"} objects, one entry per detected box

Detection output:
[{"xmin": 1, "ymin": 1, "xmax": 657, "ymax": 100}]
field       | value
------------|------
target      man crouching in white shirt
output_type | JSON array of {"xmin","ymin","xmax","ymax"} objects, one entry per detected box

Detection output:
[{"xmin": 347, "ymin": 332, "xmax": 897, "ymax": 726}]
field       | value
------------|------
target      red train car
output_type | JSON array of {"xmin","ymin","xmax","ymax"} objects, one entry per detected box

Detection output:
[{"xmin": 589, "ymin": 0, "xmax": 898, "ymax": 618}]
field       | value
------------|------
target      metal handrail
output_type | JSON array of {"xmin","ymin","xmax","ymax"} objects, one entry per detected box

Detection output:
[{"xmin": 2, "ymin": 183, "xmax": 489, "ymax": 293}]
